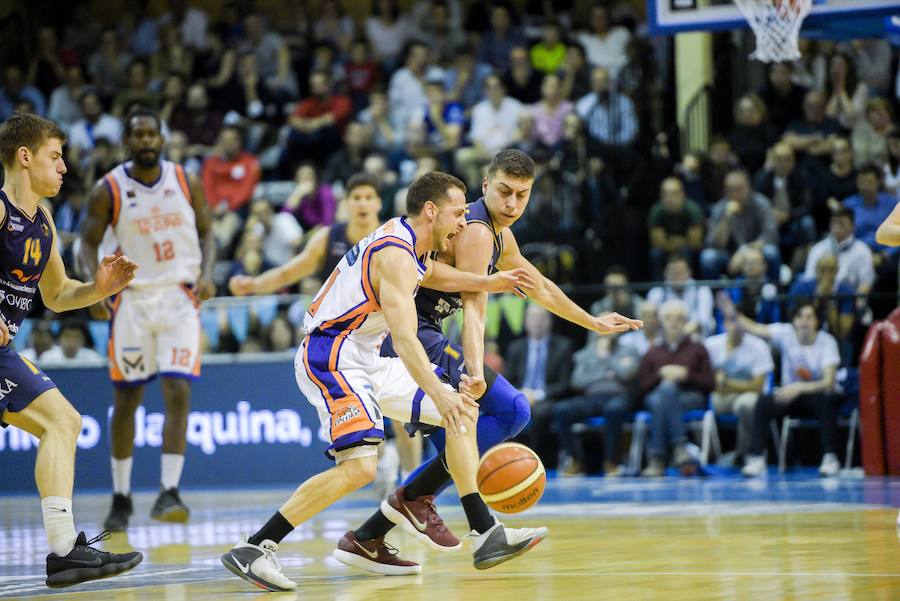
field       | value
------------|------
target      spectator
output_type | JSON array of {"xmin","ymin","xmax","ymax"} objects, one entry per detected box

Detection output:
[
  {"xmin": 728, "ymin": 94, "xmax": 776, "ymax": 174},
  {"xmin": 810, "ymin": 136, "xmax": 857, "ymax": 231},
  {"xmin": 419, "ymin": 77, "xmax": 465, "ymax": 154},
  {"xmin": 365, "ymin": 0, "xmax": 413, "ymax": 67},
  {"xmin": 202, "ymin": 125, "xmax": 260, "ymax": 216},
  {"xmin": 323, "ymin": 122, "xmax": 374, "ymax": 187},
  {"xmin": 530, "ymin": 73, "xmax": 572, "ymax": 149},
  {"xmin": 804, "ymin": 208, "xmax": 874, "ymax": 301},
  {"xmin": 647, "ymin": 177, "xmax": 705, "ymax": 280},
  {"xmin": 388, "ymin": 41, "xmax": 438, "ymax": 141},
  {"xmin": 619, "ymin": 300, "xmax": 661, "ymax": 356},
  {"xmin": 153, "ymin": 22, "xmax": 195, "ymax": 82},
  {"xmin": 281, "ymin": 164, "xmax": 336, "ymax": 232},
  {"xmin": 357, "ymin": 88, "xmax": 395, "ymax": 153},
  {"xmin": 26, "ymin": 26, "xmax": 68, "ymax": 99},
  {"xmin": 847, "ymin": 38, "xmax": 892, "ymax": 96},
  {"xmin": 825, "ymin": 51, "xmax": 868, "ymax": 129},
  {"xmin": 53, "ymin": 180, "xmax": 89, "ymax": 268},
  {"xmin": 411, "ymin": 0, "xmax": 465, "ymax": 65},
  {"xmin": 758, "ymin": 62, "xmax": 808, "ymax": 135},
  {"xmin": 121, "ymin": 0, "xmax": 159, "ymax": 58},
  {"xmin": 62, "ymin": 0, "xmax": 104, "ymax": 61},
  {"xmin": 112, "ymin": 60, "xmax": 159, "ymax": 117},
  {"xmin": 87, "ymin": 28, "xmax": 131, "ymax": 101},
  {"xmin": 702, "ymin": 168, "xmax": 780, "ymax": 281},
  {"xmin": 886, "ymin": 129, "xmax": 900, "ymax": 198},
  {"xmin": 313, "ymin": 0, "xmax": 355, "ymax": 55},
  {"xmin": 0, "ymin": 65, "xmax": 47, "ymax": 120},
  {"xmin": 553, "ymin": 333, "xmax": 640, "ymax": 476},
  {"xmin": 576, "ymin": 4, "xmax": 631, "ymax": 80},
  {"xmin": 842, "ymin": 162, "xmax": 898, "ymax": 255},
  {"xmin": 68, "ymin": 88, "xmax": 123, "ymax": 164},
  {"xmin": 726, "ymin": 300, "xmax": 843, "ymax": 478},
  {"xmin": 478, "ymin": 4, "xmax": 526, "ymax": 72},
  {"xmin": 851, "ymin": 98, "xmax": 893, "ymax": 167},
  {"xmin": 637, "ymin": 299, "xmax": 715, "ymax": 477},
  {"xmin": 279, "ymin": 70, "xmax": 352, "ymax": 176},
  {"xmin": 242, "ymin": 13, "xmax": 297, "ymax": 99},
  {"xmin": 725, "ymin": 246, "xmax": 782, "ymax": 327},
  {"xmin": 265, "ymin": 316, "xmax": 296, "ymax": 353},
  {"xmin": 705, "ymin": 312, "xmax": 774, "ymax": 464},
  {"xmin": 444, "ymin": 41, "xmax": 493, "ymax": 109},
  {"xmin": 790, "ymin": 254, "xmax": 856, "ymax": 342},
  {"xmin": 20, "ymin": 321, "xmax": 59, "ymax": 364},
  {"xmin": 455, "ymin": 75, "xmax": 523, "ymax": 189},
  {"xmin": 46, "ymin": 63, "xmax": 86, "ymax": 133},
  {"xmin": 342, "ymin": 38, "xmax": 381, "ymax": 108},
  {"xmin": 193, "ymin": 27, "xmax": 243, "ymax": 114},
  {"xmin": 504, "ymin": 45, "xmax": 543, "ymax": 105},
  {"xmin": 753, "ymin": 142, "xmax": 814, "ymax": 262},
  {"xmin": 39, "ymin": 320, "xmax": 102, "ymax": 364},
  {"xmin": 530, "ymin": 19, "xmax": 566, "ymax": 75},
  {"xmin": 782, "ymin": 90, "xmax": 843, "ymax": 167},
  {"xmin": 647, "ymin": 254, "xmax": 714, "ymax": 337},
  {"xmin": 243, "ymin": 200, "xmax": 303, "ymax": 268},
  {"xmin": 168, "ymin": 83, "xmax": 222, "ymax": 156},
  {"xmin": 158, "ymin": 0, "xmax": 208, "ymax": 51},
  {"xmin": 590, "ymin": 266, "xmax": 644, "ymax": 325},
  {"xmin": 575, "ymin": 66, "xmax": 637, "ymax": 162},
  {"xmin": 506, "ymin": 304, "xmax": 574, "ymax": 470},
  {"xmin": 559, "ymin": 42, "xmax": 591, "ymax": 104}
]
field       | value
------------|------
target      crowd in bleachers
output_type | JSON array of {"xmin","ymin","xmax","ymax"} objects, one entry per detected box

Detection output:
[{"xmin": 6, "ymin": 0, "xmax": 900, "ymax": 475}]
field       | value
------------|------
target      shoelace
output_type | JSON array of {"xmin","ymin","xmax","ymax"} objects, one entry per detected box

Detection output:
[
  {"xmin": 380, "ymin": 539, "xmax": 400, "ymax": 557},
  {"xmin": 85, "ymin": 531, "xmax": 112, "ymax": 547},
  {"xmin": 421, "ymin": 497, "xmax": 445, "ymax": 527},
  {"xmin": 259, "ymin": 542, "xmax": 283, "ymax": 572}
]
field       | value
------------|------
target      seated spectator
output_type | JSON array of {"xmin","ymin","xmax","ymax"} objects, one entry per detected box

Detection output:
[
  {"xmin": 809, "ymin": 136, "xmax": 857, "ymax": 232},
  {"xmin": 411, "ymin": 0, "xmax": 465, "ymax": 65},
  {"xmin": 503, "ymin": 45, "xmax": 542, "ymax": 105},
  {"xmin": 553, "ymin": 333, "xmax": 640, "ymax": 476},
  {"xmin": 455, "ymin": 75, "xmax": 523, "ymax": 189},
  {"xmin": 418, "ymin": 76, "xmax": 465, "ymax": 153},
  {"xmin": 757, "ymin": 62, "xmax": 807, "ymax": 135},
  {"xmin": 265, "ymin": 316, "xmax": 296, "ymax": 353},
  {"xmin": 824, "ymin": 51, "xmax": 868, "ymax": 130},
  {"xmin": 782, "ymin": 90, "xmax": 843, "ymax": 168},
  {"xmin": 728, "ymin": 94, "xmax": 776, "ymax": 174},
  {"xmin": 478, "ymin": 4, "xmax": 526, "ymax": 72},
  {"xmin": 39, "ymin": 319, "xmax": 102, "ymax": 364},
  {"xmin": 647, "ymin": 254, "xmax": 714, "ymax": 337},
  {"xmin": 47, "ymin": 64, "xmax": 86, "ymax": 133},
  {"xmin": 848, "ymin": 38, "xmax": 892, "ymax": 96},
  {"xmin": 279, "ymin": 70, "xmax": 352, "ymax": 176},
  {"xmin": 342, "ymin": 38, "xmax": 380, "ymax": 108},
  {"xmin": 53, "ymin": 180, "xmax": 88, "ymax": 269},
  {"xmin": 559, "ymin": 42, "xmax": 591, "ymax": 103},
  {"xmin": 790, "ymin": 254, "xmax": 856, "ymax": 344},
  {"xmin": 68, "ymin": 88, "xmax": 122, "ymax": 166},
  {"xmin": 619, "ymin": 301, "xmax": 661, "ymax": 356},
  {"xmin": 365, "ymin": 0, "xmax": 412, "ymax": 67},
  {"xmin": 241, "ymin": 13, "xmax": 297, "ymax": 98},
  {"xmin": 804, "ymin": 208, "xmax": 874, "ymax": 303},
  {"xmin": 281, "ymin": 164, "xmax": 336, "ymax": 232},
  {"xmin": 851, "ymin": 98, "xmax": 894, "ymax": 167},
  {"xmin": 357, "ymin": 88, "xmax": 395, "ymax": 154},
  {"xmin": 705, "ymin": 313, "xmax": 774, "ymax": 464},
  {"xmin": 20, "ymin": 320, "xmax": 59, "ymax": 363},
  {"xmin": 388, "ymin": 41, "xmax": 440, "ymax": 140},
  {"xmin": 531, "ymin": 73, "xmax": 572, "ymax": 149},
  {"xmin": 507, "ymin": 304, "xmax": 573, "ymax": 470},
  {"xmin": 590, "ymin": 266, "xmax": 644, "ymax": 326},
  {"xmin": 647, "ymin": 177, "xmax": 705, "ymax": 280},
  {"xmin": 884, "ymin": 129, "xmax": 900, "ymax": 198},
  {"xmin": 842, "ymin": 162, "xmax": 898, "ymax": 259},
  {"xmin": 722, "ymin": 299, "xmax": 843, "ymax": 478},
  {"xmin": 150, "ymin": 23, "xmax": 194, "ymax": 82},
  {"xmin": 167, "ymin": 83, "xmax": 223, "ymax": 157},
  {"xmin": 575, "ymin": 66, "xmax": 637, "ymax": 160},
  {"xmin": 27, "ymin": 26, "xmax": 67, "ymax": 99},
  {"xmin": 530, "ymin": 19, "xmax": 566, "ymax": 75},
  {"xmin": 444, "ymin": 41, "xmax": 493, "ymax": 109},
  {"xmin": 702, "ymin": 168, "xmax": 780, "ymax": 281},
  {"xmin": 725, "ymin": 246, "xmax": 781, "ymax": 326},
  {"xmin": 112, "ymin": 60, "xmax": 159, "ymax": 117},
  {"xmin": 202, "ymin": 125, "xmax": 261, "ymax": 217},
  {"xmin": 323, "ymin": 121, "xmax": 374, "ymax": 188},
  {"xmin": 313, "ymin": 0, "xmax": 355, "ymax": 55},
  {"xmin": 87, "ymin": 28, "xmax": 131, "ymax": 102},
  {"xmin": 245, "ymin": 200, "xmax": 304, "ymax": 268},
  {"xmin": 638, "ymin": 299, "xmax": 715, "ymax": 477},
  {"xmin": 576, "ymin": 4, "xmax": 630, "ymax": 80}
]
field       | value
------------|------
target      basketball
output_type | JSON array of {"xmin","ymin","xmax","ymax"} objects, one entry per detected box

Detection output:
[{"xmin": 477, "ymin": 443, "xmax": 546, "ymax": 514}]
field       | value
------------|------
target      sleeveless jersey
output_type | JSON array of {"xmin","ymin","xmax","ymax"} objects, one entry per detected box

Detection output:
[
  {"xmin": 0, "ymin": 191, "xmax": 54, "ymax": 342},
  {"xmin": 104, "ymin": 160, "xmax": 201, "ymax": 288},
  {"xmin": 415, "ymin": 197, "xmax": 503, "ymax": 325},
  {"xmin": 304, "ymin": 217, "xmax": 426, "ymax": 347},
  {"xmin": 320, "ymin": 221, "xmax": 353, "ymax": 281}
]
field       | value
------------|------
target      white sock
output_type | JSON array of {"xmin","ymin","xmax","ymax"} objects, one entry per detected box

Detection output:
[
  {"xmin": 41, "ymin": 497, "xmax": 78, "ymax": 556},
  {"xmin": 161, "ymin": 453, "xmax": 185, "ymax": 490},
  {"xmin": 111, "ymin": 457, "xmax": 133, "ymax": 496}
]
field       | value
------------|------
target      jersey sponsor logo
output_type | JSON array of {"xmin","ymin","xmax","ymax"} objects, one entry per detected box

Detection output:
[
  {"xmin": 7, "ymin": 222, "xmax": 24, "ymax": 232},
  {"xmin": 122, "ymin": 351, "xmax": 145, "ymax": 375},
  {"xmin": 133, "ymin": 211, "xmax": 185, "ymax": 235},
  {"xmin": 334, "ymin": 405, "xmax": 361, "ymax": 425},
  {"xmin": 0, "ymin": 378, "xmax": 18, "ymax": 401},
  {"xmin": 8, "ymin": 214, "xmax": 20, "ymax": 222},
  {"xmin": 0, "ymin": 289, "xmax": 33, "ymax": 312},
  {"xmin": 10, "ymin": 269, "xmax": 39, "ymax": 283}
]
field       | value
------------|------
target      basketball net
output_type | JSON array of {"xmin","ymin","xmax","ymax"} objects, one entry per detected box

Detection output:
[{"xmin": 733, "ymin": 0, "xmax": 813, "ymax": 62}]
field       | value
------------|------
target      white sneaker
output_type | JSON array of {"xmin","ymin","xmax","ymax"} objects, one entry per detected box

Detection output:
[
  {"xmin": 221, "ymin": 538, "xmax": 297, "ymax": 592},
  {"xmin": 741, "ymin": 455, "xmax": 767, "ymax": 478},
  {"xmin": 819, "ymin": 453, "xmax": 840, "ymax": 477},
  {"xmin": 373, "ymin": 441, "xmax": 400, "ymax": 500},
  {"xmin": 468, "ymin": 520, "xmax": 548, "ymax": 570}
]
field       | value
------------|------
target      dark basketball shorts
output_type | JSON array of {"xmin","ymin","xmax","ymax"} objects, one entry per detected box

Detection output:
[{"xmin": 0, "ymin": 344, "xmax": 58, "ymax": 427}]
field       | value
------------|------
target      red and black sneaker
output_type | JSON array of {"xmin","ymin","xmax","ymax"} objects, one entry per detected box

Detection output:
[
  {"xmin": 380, "ymin": 487, "xmax": 461, "ymax": 552},
  {"xmin": 333, "ymin": 531, "xmax": 421, "ymax": 576}
]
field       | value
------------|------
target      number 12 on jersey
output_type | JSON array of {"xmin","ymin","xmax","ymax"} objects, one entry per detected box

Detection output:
[{"xmin": 153, "ymin": 240, "xmax": 175, "ymax": 262}]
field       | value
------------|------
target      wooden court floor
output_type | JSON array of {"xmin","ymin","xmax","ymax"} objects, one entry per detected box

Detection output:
[{"xmin": 1, "ymin": 477, "xmax": 899, "ymax": 600}]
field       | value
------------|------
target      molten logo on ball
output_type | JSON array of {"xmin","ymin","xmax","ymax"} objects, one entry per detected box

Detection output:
[{"xmin": 476, "ymin": 442, "xmax": 546, "ymax": 514}]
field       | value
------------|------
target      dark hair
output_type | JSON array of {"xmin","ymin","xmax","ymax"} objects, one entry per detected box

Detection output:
[
  {"xmin": 0, "ymin": 113, "xmax": 66, "ymax": 168},
  {"xmin": 791, "ymin": 300, "xmax": 821, "ymax": 325},
  {"xmin": 345, "ymin": 172, "xmax": 380, "ymax": 196},
  {"xmin": 59, "ymin": 317, "xmax": 92, "ymax": 347},
  {"xmin": 124, "ymin": 107, "xmax": 162, "ymax": 137},
  {"xmin": 825, "ymin": 52, "xmax": 858, "ymax": 99},
  {"xmin": 857, "ymin": 161, "xmax": 882, "ymax": 179},
  {"xmin": 487, "ymin": 149, "xmax": 535, "ymax": 180},
  {"xmin": 405, "ymin": 171, "xmax": 466, "ymax": 215},
  {"xmin": 831, "ymin": 207, "xmax": 855, "ymax": 223},
  {"xmin": 605, "ymin": 265, "xmax": 629, "ymax": 280}
]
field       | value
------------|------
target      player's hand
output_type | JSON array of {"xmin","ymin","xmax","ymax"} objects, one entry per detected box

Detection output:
[
  {"xmin": 195, "ymin": 277, "xmax": 216, "ymax": 301},
  {"xmin": 433, "ymin": 388, "xmax": 479, "ymax": 437},
  {"xmin": 459, "ymin": 373, "xmax": 487, "ymax": 401},
  {"xmin": 485, "ymin": 268, "xmax": 536, "ymax": 295},
  {"xmin": 94, "ymin": 254, "xmax": 137, "ymax": 297},
  {"xmin": 88, "ymin": 301, "xmax": 111, "ymax": 321},
  {"xmin": 591, "ymin": 312, "xmax": 642, "ymax": 334},
  {"xmin": 228, "ymin": 275, "xmax": 257, "ymax": 296},
  {"xmin": 0, "ymin": 317, "xmax": 9, "ymax": 347}
]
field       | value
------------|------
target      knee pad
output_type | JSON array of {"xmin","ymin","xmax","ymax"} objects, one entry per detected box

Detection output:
[{"xmin": 481, "ymin": 374, "xmax": 531, "ymax": 438}]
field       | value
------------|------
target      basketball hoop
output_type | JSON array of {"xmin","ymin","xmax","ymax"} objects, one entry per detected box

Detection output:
[{"xmin": 733, "ymin": 0, "xmax": 813, "ymax": 63}]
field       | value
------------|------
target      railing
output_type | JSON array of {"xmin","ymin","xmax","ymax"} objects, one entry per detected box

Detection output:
[{"xmin": 681, "ymin": 85, "xmax": 712, "ymax": 157}]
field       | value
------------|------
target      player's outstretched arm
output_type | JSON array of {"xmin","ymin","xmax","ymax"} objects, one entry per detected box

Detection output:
[
  {"xmin": 876, "ymin": 202, "xmax": 900, "ymax": 247},
  {"xmin": 229, "ymin": 226, "xmax": 329, "ymax": 295},
  {"xmin": 40, "ymin": 208, "xmax": 137, "ymax": 313},
  {"xmin": 496, "ymin": 228, "xmax": 642, "ymax": 335},
  {"xmin": 188, "ymin": 173, "xmax": 218, "ymax": 300},
  {"xmin": 422, "ymin": 259, "xmax": 534, "ymax": 295},
  {"xmin": 375, "ymin": 246, "xmax": 478, "ymax": 437}
]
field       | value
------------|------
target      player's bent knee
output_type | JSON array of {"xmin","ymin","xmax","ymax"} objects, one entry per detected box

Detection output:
[
  {"xmin": 335, "ymin": 447, "xmax": 379, "ymax": 489},
  {"xmin": 56, "ymin": 402, "xmax": 83, "ymax": 441},
  {"xmin": 509, "ymin": 393, "xmax": 531, "ymax": 437}
]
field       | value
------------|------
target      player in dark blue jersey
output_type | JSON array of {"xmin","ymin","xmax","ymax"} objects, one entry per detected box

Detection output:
[
  {"xmin": 0, "ymin": 113, "xmax": 141, "ymax": 588},
  {"xmin": 338, "ymin": 149, "xmax": 642, "ymax": 574}
]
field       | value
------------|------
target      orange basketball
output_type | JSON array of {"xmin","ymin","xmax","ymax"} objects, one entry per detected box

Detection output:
[{"xmin": 476, "ymin": 442, "xmax": 546, "ymax": 514}]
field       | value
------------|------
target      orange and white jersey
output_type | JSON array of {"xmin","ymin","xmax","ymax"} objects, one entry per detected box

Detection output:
[
  {"xmin": 303, "ymin": 216, "xmax": 427, "ymax": 347},
  {"xmin": 104, "ymin": 160, "xmax": 201, "ymax": 288}
]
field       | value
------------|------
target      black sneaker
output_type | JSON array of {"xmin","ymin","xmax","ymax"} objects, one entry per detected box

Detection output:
[
  {"xmin": 103, "ymin": 494, "xmax": 133, "ymax": 532},
  {"xmin": 150, "ymin": 487, "xmax": 190, "ymax": 523},
  {"xmin": 46, "ymin": 531, "xmax": 143, "ymax": 588}
]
